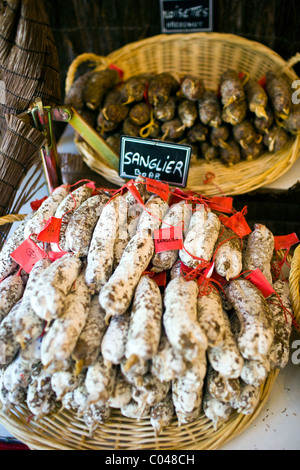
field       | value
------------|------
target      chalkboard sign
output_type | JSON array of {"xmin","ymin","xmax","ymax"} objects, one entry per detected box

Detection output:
[
  {"xmin": 160, "ymin": 0, "xmax": 213, "ymax": 33},
  {"xmin": 119, "ymin": 136, "xmax": 192, "ymax": 187}
]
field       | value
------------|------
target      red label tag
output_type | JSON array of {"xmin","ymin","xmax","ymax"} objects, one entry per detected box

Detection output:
[
  {"xmin": 146, "ymin": 178, "xmax": 169, "ymax": 202},
  {"xmin": 30, "ymin": 196, "xmax": 48, "ymax": 211},
  {"xmin": 154, "ymin": 225, "xmax": 183, "ymax": 253},
  {"xmin": 209, "ymin": 196, "xmax": 233, "ymax": 214},
  {"xmin": 47, "ymin": 251, "xmax": 69, "ymax": 262},
  {"xmin": 222, "ymin": 210, "xmax": 252, "ymax": 238},
  {"xmin": 151, "ymin": 271, "xmax": 167, "ymax": 287},
  {"xmin": 11, "ymin": 237, "xmax": 47, "ymax": 273},
  {"xmin": 36, "ymin": 217, "xmax": 62, "ymax": 244},
  {"xmin": 127, "ymin": 180, "xmax": 145, "ymax": 206},
  {"xmin": 245, "ymin": 268, "xmax": 275, "ymax": 298},
  {"xmin": 274, "ymin": 233, "xmax": 300, "ymax": 251}
]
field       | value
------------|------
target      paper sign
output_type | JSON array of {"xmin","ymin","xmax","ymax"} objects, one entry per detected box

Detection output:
[
  {"xmin": 36, "ymin": 217, "xmax": 62, "ymax": 244},
  {"xmin": 11, "ymin": 237, "xmax": 47, "ymax": 273},
  {"xmin": 154, "ymin": 225, "xmax": 183, "ymax": 253},
  {"xmin": 245, "ymin": 268, "xmax": 275, "ymax": 298},
  {"xmin": 160, "ymin": 0, "xmax": 213, "ymax": 33},
  {"xmin": 274, "ymin": 233, "xmax": 300, "ymax": 251},
  {"xmin": 146, "ymin": 178, "xmax": 169, "ymax": 201}
]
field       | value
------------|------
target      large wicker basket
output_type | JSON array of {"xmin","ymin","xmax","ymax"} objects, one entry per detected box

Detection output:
[{"xmin": 65, "ymin": 33, "xmax": 300, "ymax": 194}]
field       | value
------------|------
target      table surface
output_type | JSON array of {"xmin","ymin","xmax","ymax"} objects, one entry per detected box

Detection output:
[{"xmin": 0, "ymin": 125, "xmax": 299, "ymax": 450}]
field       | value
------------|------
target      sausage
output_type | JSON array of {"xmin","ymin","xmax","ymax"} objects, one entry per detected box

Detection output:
[
  {"xmin": 2, "ymin": 337, "xmax": 41, "ymax": 392},
  {"xmin": 151, "ymin": 200, "xmax": 192, "ymax": 273},
  {"xmin": 230, "ymin": 381, "xmax": 261, "ymax": 415},
  {"xmin": 26, "ymin": 364, "xmax": 57, "ymax": 420},
  {"xmin": 172, "ymin": 349, "xmax": 207, "ymax": 425},
  {"xmin": 243, "ymin": 223, "xmax": 275, "ymax": 286},
  {"xmin": 163, "ymin": 276, "xmax": 208, "ymax": 364},
  {"xmin": 30, "ymin": 253, "xmax": 82, "ymax": 322},
  {"xmin": 244, "ymin": 78, "xmax": 268, "ymax": 118},
  {"xmin": 263, "ymin": 125, "xmax": 288, "ymax": 153},
  {"xmin": 154, "ymin": 96, "xmax": 176, "ymax": 122},
  {"xmin": 13, "ymin": 258, "xmax": 51, "ymax": 349},
  {"xmin": 136, "ymin": 194, "xmax": 169, "ymax": 236},
  {"xmin": 72, "ymin": 295, "xmax": 107, "ymax": 373},
  {"xmin": 268, "ymin": 280, "xmax": 293, "ymax": 370},
  {"xmin": 100, "ymin": 311, "xmax": 131, "ymax": 365},
  {"xmin": 66, "ymin": 192, "xmax": 110, "ymax": 258},
  {"xmin": 99, "ymin": 230, "xmax": 155, "ymax": 323},
  {"xmin": 179, "ymin": 207, "xmax": 221, "ymax": 269},
  {"xmin": 240, "ymin": 358, "xmax": 271, "ymax": 387},
  {"xmin": 131, "ymin": 373, "xmax": 171, "ymax": 414},
  {"xmin": 220, "ymin": 69, "xmax": 245, "ymax": 107},
  {"xmin": 121, "ymin": 399, "xmax": 150, "ymax": 420},
  {"xmin": 85, "ymin": 195, "xmax": 120, "ymax": 294},
  {"xmin": 221, "ymin": 99, "xmax": 247, "ymax": 126},
  {"xmin": 227, "ymin": 279, "xmax": 274, "ymax": 361},
  {"xmin": 206, "ymin": 365, "xmax": 241, "ymax": 404},
  {"xmin": 120, "ymin": 357, "xmax": 149, "ymax": 386},
  {"xmin": 51, "ymin": 365, "xmax": 85, "ymax": 401},
  {"xmin": 151, "ymin": 332, "xmax": 187, "ymax": 382},
  {"xmin": 0, "ymin": 300, "xmax": 22, "ymax": 367},
  {"xmin": 202, "ymin": 390, "xmax": 233, "ymax": 429},
  {"xmin": 148, "ymin": 73, "xmax": 179, "ymax": 107},
  {"xmin": 0, "ymin": 274, "xmax": 24, "ymax": 322},
  {"xmin": 177, "ymin": 74, "xmax": 205, "ymax": 101},
  {"xmin": 266, "ymin": 71, "xmax": 291, "ymax": 117},
  {"xmin": 207, "ymin": 308, "xmax": 244, "ymax": 379},
  {"xmin": 107, "ymin": 370, "xmax": 132, "ymax": 409},
  {"xmin": 51, "ymin": 184, "xmax": 93, "ymax": 252},
  {"xmin": 124, "ymin": 275, "xmax": 163, "ymax": 371},
  {"xmin": 84, "ymin": 354, "xmax": 116, "ymax": 405},
  {"xmin": 72, "ymin": 379, "xmax": 91, "ymax": 415},
  {"xmin": 214, "ymin": 225, "xmax": 243, "ymax": 280},
  {"xmin": 65, "ymin": 70, "xmax": 95, "ymax": 111},
  {"xmin": 83, "ymin": 68, "xmax": 120, "ymax": 110},
  {"xmin": 0, "ymin": 212, "xmax": 35, "ymax": 281},
  {"xmin": 83, "ymin": 402, "xmax": 111, "ymax": 432},
  {"xmin": 197, "ymin": 287, "xmax": 228, "ymax": 347},
  {"xmin": 178, "ymin": 99, "xmax": 198, "ymax": 128},
  {"xmin": 198, "ymin": 91, "xmax": 222, "ymax": 128},
  {"xmin": 150, "ymin": 393, "xmax": 174, "ymax": 436},
  {"xmin": 40, "ymin": 271, "xmax": 91, "ymax": 372},
  {"xmin": 23, "ymin": 186, "xmax": 69, "ymax": 240},
  {"xmin": 219, "ymin": 139, "xmax": 241, "ymax": 166}
]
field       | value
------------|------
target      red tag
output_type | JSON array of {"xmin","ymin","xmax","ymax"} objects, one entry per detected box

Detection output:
[
  {"xmin": 85, "ymin": 181, "xmax": 96, "ymax": 190},
  {"xmin": 47, "ymin": 251, "xmax": 69, "ymax": 262},
  {"xmin": 127, "ymin": 180, "xmax": 145, "ymax": 206},
  {"xmin": 146, "ymin": 178, "xmax": 169, "ymax": 202},
  {"xmin": 11, "ymin": 237, "xmax": 47, "ymax": 273},
  {"xmin": 36, "ymin": 217, "xmax": 62, "ymax": 244},
  {"xmin": 209, "ymin": 196, "xmax": 233, "ymax": 214},
  {"xmin": 211, "ymin": 269, "xmax": 229, "ymax": 288},
  {"xmin": 169, "ymin": 188, "xmax": 192, "ymax": 205},
  {"xmin": 30, "ymin": 196, "xmax": 48, "ymax": 211},
  {"xmin": 245, "ymin": 268, "xmax": 275, "ymax": 298},
  {"xmin": 151, "ymin": 271, "xmax": 167, "ymax": 287},
  {"xmin": 109, "ymin": 63, "xmax": 124, "ymax": 80},
  {"xmin": 274, "ymin": 233, "xmax": 300, "ymax": 251},
  {"xmin": 258, "ymin": 75, "xmax": 267, "ymax": 89},
  {"xmin": 222, "ymin": 209, "xmax": 252, "ymax": 238},
  {"xmin": 154, "ymin": 225, "xmax": 183, "ymax": 253}
]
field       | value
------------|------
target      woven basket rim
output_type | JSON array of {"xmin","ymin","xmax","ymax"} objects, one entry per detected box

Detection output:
[{"xmin": 289, "ymin": 244, "xmax": 300, "ymax": 324}]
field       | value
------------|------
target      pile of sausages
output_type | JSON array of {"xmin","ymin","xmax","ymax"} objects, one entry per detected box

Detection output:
[
  {"xmin": 0, "ymin": 179, "xmax": 294, "ymax": 436},
  {"xmin": 65, "ymin": 67, "xmax": 300, "ymax": 166}
]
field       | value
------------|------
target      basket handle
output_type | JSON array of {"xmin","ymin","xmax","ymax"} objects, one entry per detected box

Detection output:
[
  {"xmin": 65, "ymin": 53, "xmax": 110, "ymax": 95},
  {"xmin": 0, "ymin": 214, "xmax": 27, "ymax": 226},
  {"xmin": 282, "ymin": 52, "xmax": 300, "ymax": 73}
]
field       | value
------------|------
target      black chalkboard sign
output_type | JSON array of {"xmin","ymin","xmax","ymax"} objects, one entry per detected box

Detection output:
[
  {"xmin": 160, "ymin": 0, "xmax": 213, "ymax": 33},
  {"xmin": 119, "ymin": 135, "xmax": 192, "ymax": 187}
]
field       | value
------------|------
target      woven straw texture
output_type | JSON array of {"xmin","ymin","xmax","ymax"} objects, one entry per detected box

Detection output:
[
  {"xmin": 65, "ymin": 32, "xmax": 300, "ymax": 194},
  {"xmin": 290, "ymin": 244, "xmax": 300, "ymax": 325},
  {"xmin": 0, "ymin": 370, "xmax": 278, "ymax": 450}
]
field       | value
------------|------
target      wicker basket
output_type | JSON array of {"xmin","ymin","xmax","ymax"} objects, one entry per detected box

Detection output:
[
  {"xmin": 65, "ymin": 33, "xmax": 300, "ymax": 194},
  {"xmin": 0, "ymin": 246, "xmax": 296, "ymax": 450},
  {"xmin": 290, "ymin": 244, "xmax": 300, "ymax": 326}
]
